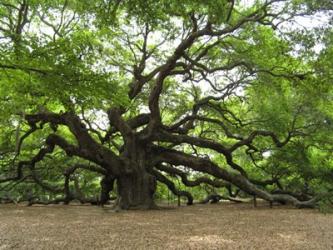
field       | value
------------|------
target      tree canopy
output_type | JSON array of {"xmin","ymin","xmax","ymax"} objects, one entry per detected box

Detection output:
[{"xmin": 0, "ymin": 0, "xmax": 332, "ymax": 210}]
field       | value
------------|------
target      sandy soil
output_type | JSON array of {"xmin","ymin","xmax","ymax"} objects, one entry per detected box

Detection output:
[{"xmin": 0, "ymin": 202, "xmax": 332, "ymax": 250}]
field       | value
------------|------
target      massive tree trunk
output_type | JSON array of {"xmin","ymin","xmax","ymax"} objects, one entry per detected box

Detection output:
[
  {"xmin": 115, "ymin": 136, "xmax": 157, "ymax": 209},
  {"xmin": 116, "ymin": 170, "xmax": 156, "ymax": 209}
]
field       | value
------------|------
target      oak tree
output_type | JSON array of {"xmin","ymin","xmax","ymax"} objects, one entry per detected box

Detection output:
[{"xmin": 0, "ymin": 0, "xmax": 332, "ymax": 209}]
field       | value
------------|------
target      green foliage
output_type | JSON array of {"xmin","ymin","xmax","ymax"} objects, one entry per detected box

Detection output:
[{"xmin": 0, "ymin": 0, "xmax": 332, "ymax": 208}]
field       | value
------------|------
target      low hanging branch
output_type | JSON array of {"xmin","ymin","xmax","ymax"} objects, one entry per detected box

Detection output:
[
  {"xmin": 152, "ymin": 146, "xmax": 319, "ymax": 208},
  {"xmin": 151, "ymin": 169, "xmax": 193, "ymax": 205},
  {"xmin": 155, "ymin": 163, "xmax": 229, "ymax": 188}
]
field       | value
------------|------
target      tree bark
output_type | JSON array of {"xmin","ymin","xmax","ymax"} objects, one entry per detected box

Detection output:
[
  {"xmin": 116, "ymin": 170, "xmax": 156, "ymax": 209},
  {"xmin": 115, "ymin": 136, "xmax": 157, "ymax": 210}
]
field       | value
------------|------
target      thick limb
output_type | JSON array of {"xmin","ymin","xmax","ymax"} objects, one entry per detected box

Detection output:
[
  {"xmin": 151, "ymin": 169, "xmax": 193, "ymax": 205},
  {"xmin": 155, "ymin": 163, "xmax": 228, "ymax": 188},
  {"xmin": 153, "ymin": 146, "xmax": 318, "ymax": 208}
]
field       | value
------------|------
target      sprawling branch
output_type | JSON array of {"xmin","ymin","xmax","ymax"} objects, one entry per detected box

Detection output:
[
  {"xmin": 152, "ymin": 146, "xmax": 318, "ymax": 208},
  {"xmin": 64, "ymin": 164, "xmax": 107, "ymax": 176},
  {"xmin": 103, "ymin": 113, "xmax": 150, "ymax": 143},
  {"xmin": 229, "ymin": 130, "xmax": 293, "ymax": 151},
  {"xmin": 24, "ymin": 112, "xmax": 124, "ymax": 175},
  {"xmin": 150, "ymin": 169, "xmax": 193, "ymax": 205},
  {"xmin": 0, "ymin": 63, "xmax": 49, "ymax": 75},
  {"xmin": 129, "ymin": 2, "xmax": 286, "ymax": 139},
  {"xmin": 155, "ymin": 163, "xmax": 228, "ymax": 188},
  {"xmin": 107, "ymin": 107, "xmax": 133, "ymax": 140},
  {"xmin": 155, "ymin": 130, "xmax": 247, "ymax": 176},
  {"xmin": 164, "ymin": 115, "xmax": 243, "ymax": 140}
]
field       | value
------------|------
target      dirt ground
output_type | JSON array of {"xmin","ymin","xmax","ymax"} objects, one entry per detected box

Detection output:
[{"xmin": 0, "ymin": 202, "xmax": 332, "ymax": 250}]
